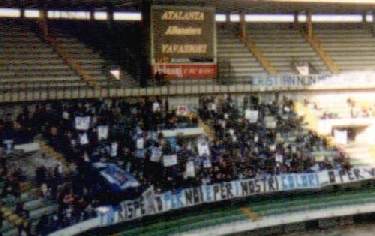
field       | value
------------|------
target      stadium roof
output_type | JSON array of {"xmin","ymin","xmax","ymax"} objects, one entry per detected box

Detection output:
[{"xmin": 2, "ymin": 0, "xmax": 375, "ymax": 13}]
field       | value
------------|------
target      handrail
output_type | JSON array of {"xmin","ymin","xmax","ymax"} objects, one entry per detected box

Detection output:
[{"xmin": 2, "ymin": 80, "xmax": 375, "ymax": 103}]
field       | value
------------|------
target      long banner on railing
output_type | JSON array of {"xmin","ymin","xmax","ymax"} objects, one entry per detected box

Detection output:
[
  {"xmin": 249, "ymin": 72, "xmax": 375, "ymax": 88},
  {"xmin": 95, "ymin": 166, "xmax": 375, "ymax": 226}
]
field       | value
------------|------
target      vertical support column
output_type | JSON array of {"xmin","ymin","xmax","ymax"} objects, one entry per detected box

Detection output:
[
  {"xmin": 240, "ymin": 12, "xmax": 246, "ymax": 39},
  {"xmin": 107, "ymin": 6, "xmax": 114, "ymax": 29},
  {"xmin": 20, "ymin": 8, "xmax": 25, "ymax": 19},
  {"xmin": 307, "ymin": 11, "xmax": 313, "ymax": 39},
  {"xmin": 293, "ymin": 11, "xmax": 299, "ymax": 29},
  {"xmin": 38, "ymin": 9, "xmax": 48, "ymax": 40},
  {"xmin": 90, "ymin": 9, "xmax": 95, "ymax": 22}
]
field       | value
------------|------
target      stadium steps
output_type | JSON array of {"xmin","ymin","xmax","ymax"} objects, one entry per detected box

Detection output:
[
  {"xmin": 247, "ymin": 26, "xmax": 329, "ymax": 75},
  {"xmin": 0, "ymin": 21, "xmax": 82, "ymax": 87},
  {"xmin": 217, "ymin": 27, "xmax": 266, "ymax": 83},
  {"xmin": 50, "ymin": 32, "xmax": 109, "ymax": 82},
  {"xmin": 315, "ymin": 27, "xmax": 375, "ymax": 71}
]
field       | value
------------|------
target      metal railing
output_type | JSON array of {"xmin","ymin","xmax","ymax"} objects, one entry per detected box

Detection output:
[{"xmin": 1, "ymin": 78, "xmax": 375, "ymax": 103}]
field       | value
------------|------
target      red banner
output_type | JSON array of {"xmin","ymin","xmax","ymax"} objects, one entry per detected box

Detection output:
[{"xmin": 152, "ymin": 64, "xmax": 216, "ymax": 79}]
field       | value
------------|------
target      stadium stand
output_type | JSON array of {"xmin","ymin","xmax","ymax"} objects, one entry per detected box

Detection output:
[
  {"xmin": 247, "ymin": 24, "xmax": 329, "ymax": 75},
  {"xmin": 3, "ymin": 1, "xmax": 375, "ymax": 235},
  {"xmin": 0, "ymin": 150, "xmax": 60, "ymax": 236},
  {"xmin": 0, "ymin": 95, "xmax": 349, "ymax": 235},
  {"xmin": 0, "ymin": 20, "xmax": 129, "ymax": 92},
  {"xmin": 50, "ymin": 31, "xmax": 111, "ymax": 83},
  {"xmin": 48, "ymin": 21, "xmax": 141, "ymax": 87},
  {"xmin": 315, "ymin": 25, "xmax": 375, "ymax": 72},
  {"xmin": 217, "ymin": 26, "xmax": 266, "ymax": 82},
  {"xmin": 0, "ymin": 21, "xmax": 83, "ymax": 87}
]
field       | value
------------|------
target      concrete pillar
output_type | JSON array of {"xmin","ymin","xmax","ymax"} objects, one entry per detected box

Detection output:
[
  {"xmin": 306, "ymin": 12, "xmax": 313, "ymax": 39},
  {"xmin": 38, "ymin": 9, "xmax": 48, "ymax": 39},
  {"xmin": 240, "ymin": 12, "xmax": 246, "ymax": 39}
]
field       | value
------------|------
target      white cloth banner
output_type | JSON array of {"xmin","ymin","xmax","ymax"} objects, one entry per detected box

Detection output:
[
  {"xmin": 63, "ymin": 111, "xmax": 70, "ymax": 120},
  {"xmin": 79, "ymin": 133, "xmax": 89, "ymax": 145},
  {"xmin": 203, "ymin": 158, "xmax": 212, "ymax": 168},
  {"xmin": 111, "ymin": 142, "xmax": 118, "ymax": 157},
  {"xmin": 185, "ymin": 161, "xmax": 195, "ymax": 177},
  {"xmin": 265, "ymin": 115, "xmax": 276, "ymax": 129},
  {"xmin": 198, "ymin": 138, "xmax": 210, "ymax": 156},
  {"xmin": 153, "ymin": 102, "xmax": 160, "ymax": 112},
  {"xmin": 163, "ymin": 154, "xmax": 178, "ymax": 167},
  {"xmin": 75, "ymin": 116, "xmax": 91, "ymax": 131},
  {"xmin": 150, "ymin": 147, "xmax": 162, "ymax": 162},
  {"xmin": 276, "ymin": 153, "xmax": 283, "ymax": 163},
  {"xmin": 3, "ymin": 140, "xmax": 13, "ymax": 154},
  {"xmin": 14, "ymin": 143, "xmax": 40, "ymax": 153},
  {"xmin": 136, "ymin": 138, "xmax": 144, "ymax": 150},
  {"xmin": 210, "ymin": 103, "xmax": 217, "ymax": 112},
  {"xmin": 98, "ymin": 126, "xmax": 109, "ymax": 140},
  {"xmin": 245, "ymin": 110, "xmax": 258, "ymax": 123}
]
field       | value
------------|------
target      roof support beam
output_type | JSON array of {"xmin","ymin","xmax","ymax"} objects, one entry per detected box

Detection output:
[
  {"xmin": 239, "ymin": 13, "xmax": 277, "ymax": 75},
  {"xmin": 301, "ymin": 16, "xmax": 340, "ymax": 74},
  {"xmin": 307, "ymin": 11, "xmax": 313, "ymax": 39},
  {"xmin": 38, "ymin": 8, "xmax": 48, "ymax": 39}
]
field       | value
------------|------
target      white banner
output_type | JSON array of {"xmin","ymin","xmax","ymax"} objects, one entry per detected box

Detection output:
[
  {"xmin": 150, "ymin": 147, "xmax": 162, "ymax": 162},
  {"xmin": 265, "ymin": 116, "xmax": 276, "ymax": 128},
  {"xmin": 136, "ymin": 138, "xmax": 144, "ymax": 150},
  {"xmin": 79, "ymin": 133, "xmax": 89, "ymax": 145},
  {"xmin": 63, "ymin": 111, "xmax": 70, "ymax": 120},
  {"xmin": 75, "ymin": 116, "xmax": 91, "ymax": 131},
  {"xmin": 245, "ymin": 110, "xmax": 258, "ymax": 123},
  {"xmin": 185, "ymin": 161, "xmax": 195, "ymax": 177},
  {"xmin": 153, "ymin": 102, "xmax": 161, "ymax": 112},
  {"xmin": 98, "ymin": 166, "xmax": 375, "ymax": 227},
  {"xmin": 14, "ymin": 142, "xmax": 40, "ymax": 153},
  {"xmin": 98, "ymin": 126, "xmax": 109, "ymax": 140},
  {"xmin": 198, "ymin": 138, "xmax": 210, "ymax": 157},
  {"xmin": 111, "ymin": 142, "xmax": 118, "ymax": 157},
  {"xmin": 163, "ymin": 154, "xmax": 178, "ymax": 167}
]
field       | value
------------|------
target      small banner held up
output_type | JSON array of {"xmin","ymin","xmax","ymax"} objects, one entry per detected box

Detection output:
[
  {"xmin": 265, "ymin": 116, "xmax": 276, "ymax": 129},
  {"xmin": 197, "ymin": 137, "xmax": 210, "ymax": 157},
  {"xmin": 98, "ymin": 125, "xmax": 109, "ymax": 140},
  {"xmin": 75, "ymin": 116, "xmax": 91, "ymax": 131},
  {"xmin": 185, "ymin": 161, "xmax": 195, "ymax": 177},
  {"xmin": 163, "ymin": 154, "xmax": 178, "ymax": 167},
  {"xmin": 245, "ymin": 110, "xmax": 258, "ymax": 123},
  {"xmin": 176, "ymin": 105, "xmax": 189, "ymax": 116}
]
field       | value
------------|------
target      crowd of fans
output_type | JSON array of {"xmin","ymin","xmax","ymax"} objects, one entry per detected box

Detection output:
[{"xmin": 0, "ymin": 95, "xmax": 349, "ymax": 235}]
